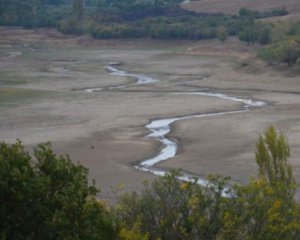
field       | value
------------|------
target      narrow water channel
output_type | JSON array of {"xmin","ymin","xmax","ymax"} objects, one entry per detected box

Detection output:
[
  {"xmin": 85, "ymin": 62, "xmax": 267, "ymax": 194},
  {"xmin": 84, "ymin": 62, "xmax": 158, "ymax": 92},
  {"xmin": 135, "ymin": 92, "xmax": 266, "ymax": 196}
]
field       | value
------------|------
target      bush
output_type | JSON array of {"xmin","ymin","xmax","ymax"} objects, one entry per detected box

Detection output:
[
  {"xmin": 259, "ymin": 38, "xmax": 300, "ymax": 66},
  {"xmin": 58, "ymin": 17, "xmax": 84, "ymax": 34},
  {"xmin": 257, "ymin": 26, "xmax": 272, "ymax": 45},
  {"xmin": 289, "ymin": 21, "xmax": 300, "ymax": 36}
]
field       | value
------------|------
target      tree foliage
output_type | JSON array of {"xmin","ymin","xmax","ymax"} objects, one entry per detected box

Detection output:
[
  {"xmin": 72, "ymin": 0, "xmax": 84, "ymax": 21},
  {"xmin": 115, "ymin": 127, "xmax": 300, "ymax": 240},
  {"xmin": 0, "ymin": 0, "xmax": 283, "ymax": 42},
  {"xmin": 289, "ymin": 21, "xmax": 300, "ymax": 36},
  {"xmin": 217, "ymin": 26, "xmax": 227, "ymax": 42},
  {"xmin": 0, "ymin": 141, "xmax": 116, "ymax": 240},
  {"xmin": 259, "ymin": 38, "xmax": 300, "ymax": 66},
  {"xmin": 116, "ymin": 172, "xmax": 232, "ymax": 240},
  {"xmin": 256, "ymin": 126, "xmax": 295, "ymax": 188},
  {"xmin": 1, "ymin": 127, "xmax": 299, "ymax": 239},
  {"xmin": 257, "ymin": 26, "xmax": 272, "ymax": 45}
]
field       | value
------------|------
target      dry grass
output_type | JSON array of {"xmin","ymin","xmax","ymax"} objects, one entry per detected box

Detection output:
[{"xmin": 182, "ymin": 0, "xmax": 300, "ymax": 16}]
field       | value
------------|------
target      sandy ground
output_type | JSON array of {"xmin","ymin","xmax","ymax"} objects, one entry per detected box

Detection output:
[{"xmin": 1, "ymin": 28, "xmax": 300, "ymax": 199}]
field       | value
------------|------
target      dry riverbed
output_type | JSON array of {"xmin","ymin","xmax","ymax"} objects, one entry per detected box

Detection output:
[{"xmin": 0, "ymin": 28, "xmax": 300, "ymax": 199}]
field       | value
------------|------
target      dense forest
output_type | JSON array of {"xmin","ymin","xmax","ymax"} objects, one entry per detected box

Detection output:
[
  {"xmin": 1, "ymin": 127, "xmax": 300, "ymax": 239},
  {"xmin": 1, "ymin": 0, "xmax": 299, "ymax": 66},
  {"xmin": 0, "ymin": 0, "xmax": 286, "ymax": 41}
]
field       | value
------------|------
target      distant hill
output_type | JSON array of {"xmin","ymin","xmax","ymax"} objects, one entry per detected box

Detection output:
[{"xmin": 182, "ymin": 0, "xmax": 300, "ymax": 17}]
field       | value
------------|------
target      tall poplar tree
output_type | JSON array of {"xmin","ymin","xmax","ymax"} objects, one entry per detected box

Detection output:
[
  {"xmin": 255, "ymin": 126, "xmax": 296, "ymax": 198},
  {"xmin": 72, "ymin": 0, "xmax": 84, "ymax": 21}
]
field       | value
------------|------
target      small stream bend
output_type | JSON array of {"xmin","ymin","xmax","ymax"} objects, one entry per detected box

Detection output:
[{"xmin": 86, "ymin": 62, "xmax": 267, "ymax": 194}]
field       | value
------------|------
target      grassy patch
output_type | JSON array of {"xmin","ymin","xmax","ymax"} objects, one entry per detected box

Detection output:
[
  {"xmin": 22, "ymin": 46, "xmax": 85, "ymax": 61},
  {"xmin": 0, "ymin": 87, "xmax": 51, "ymax": 107},
  {"xmin": 0, "ymin": 71, "xmax": 28, "ymax": 85}
]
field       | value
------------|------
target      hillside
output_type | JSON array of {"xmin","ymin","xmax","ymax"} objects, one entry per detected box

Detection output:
[{"xmin": 182, "ymin": 0, "xmax": 300, "ymax": 17}]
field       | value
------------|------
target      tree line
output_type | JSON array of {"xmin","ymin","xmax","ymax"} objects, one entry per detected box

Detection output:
[
  {"xmin": 1, "ymin": 126, "xmax": 300, "ymax": 239},
  {"xmin": 0, "ymin": 0, "xmax": 286, "ymax": 42},
  {"xmin": 1, "ymin": 0, "xmax": 299, "ymax": 66},
  {"xmin": 58, "ymin": 0, "xmax": 284, "ymax": 43}
]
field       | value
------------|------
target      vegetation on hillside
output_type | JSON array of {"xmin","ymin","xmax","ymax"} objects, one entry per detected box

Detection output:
[
  {"xmin": 0, "ymin": 0, "xmax": 287, "ymax": 42},
  {"xmin": 1, "ymin": 127, "xmax": 300, "ymax": 239},
  {"xmin": 2, "ymin": 0, "xmax": 299, "ymax": 68},
  {"xmin": 258, "ymin": 20, "xmax": 300, "ymax": 67}
]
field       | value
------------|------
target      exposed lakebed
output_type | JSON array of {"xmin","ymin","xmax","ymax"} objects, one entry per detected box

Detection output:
[{"xmin": 84, "ymin": 62, "xmax": 267, "ymax": 191}]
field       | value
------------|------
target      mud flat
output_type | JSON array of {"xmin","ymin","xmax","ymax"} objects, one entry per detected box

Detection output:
[{"xmin": 0, "ymin": 28, "xmax": 300, "ymax": 199}]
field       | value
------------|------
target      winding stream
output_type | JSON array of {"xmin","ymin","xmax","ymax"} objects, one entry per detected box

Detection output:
[
  {"xmin": 85, "ymin": 62, "xmax": 267, "ymax": 194},
  {"xmin": 84, "ymin": 62, "xmax": 158, "ymax": 92},
  {"xmin": 135, "ymin": 93, "xmax": 266, "ymax": 195}
]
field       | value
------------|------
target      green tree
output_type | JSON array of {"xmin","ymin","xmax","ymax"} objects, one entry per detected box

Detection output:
[
  {"xmin": 258, "ymin": 47, "xmax": 278, "ymax": 65},
  {"xmin": 258, "ymin": 26, "xmax": 272, "ymax": 45},
  {"xmin": 0, "ymin": 0, "xmax": 42, "ymax": 28},
  {"xmin": 256, "ymin": 126, "xmax": 295, "ymax": 192},
  {"xmin": 259, "ymin": 39, "xmax": 300, "ymax": 66},
  {"xmin": 0, "ymin": 141, "xmax": 116, "ymax": 240},
  {"xmin": 277, "ymin": 39, "xmax": 300, "ymax": 66},
  {"xmin": 221, "ymin": 179, "xmax": 300, "ymax": 240},
  {"xmin": 115, "ymin": 128, "xmax": 300, "ymax": 240},
  {"xmin": 1, "ymin": 130, "xmax": 299, "ymax": 240},
  {"xmin": 217, "ymin": 26, "xmax": 227, "ymax": 42},
  {"xmin": 239, "ymin": 15, "xmax": 257, "ymax": 45},
  {"xmin": 289, "ymin": 21, "xmax": 300, "ymax": 36},
  {"xmin": 116, "ymin": 171, "xmax": 232, "ymax": 240},
  {"xmin": 72, "ymin": 0, "xmax": 84, "ymax": 21},
  {"xmin": 216, "ymin": 127, "xmax": 300, "ymax": 240}
]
